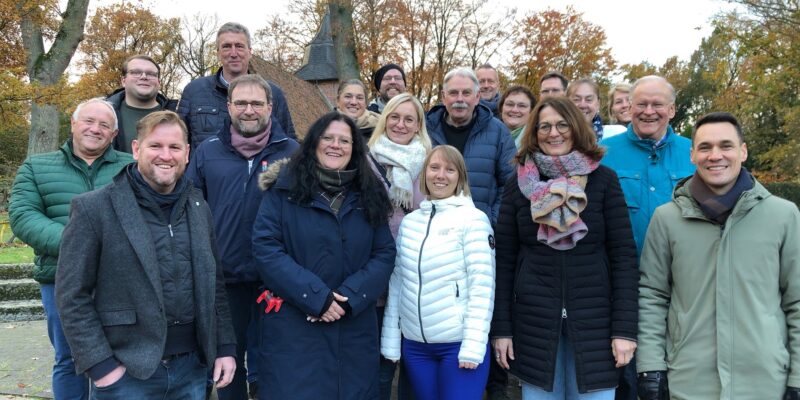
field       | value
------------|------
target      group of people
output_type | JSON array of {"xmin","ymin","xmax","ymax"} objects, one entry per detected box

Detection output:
[{"xmin": 7, "ymin": 19, "xmax": 800, "ymax": 400}]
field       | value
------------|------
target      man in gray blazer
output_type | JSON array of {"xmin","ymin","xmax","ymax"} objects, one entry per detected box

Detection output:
[{"xmin": 56, "ymin": 111, "xmax": 236, "ymax": 398}]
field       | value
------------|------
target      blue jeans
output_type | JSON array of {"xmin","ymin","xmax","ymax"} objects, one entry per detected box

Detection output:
[
  {"xmin": 402, "ymin": 338, "xmax": 490, "ymax": 400},
  {"xmin": 216, "ymin": 282, "xmax": 261, "ymax": 400},
  {"xmin": 90, "ymin": 352, "xmax": 205, "ymax": 399},
  {"xmin": 521, "ymin": 331, "xmax": 615, "ymax": 400},
  {"xmin": 41, "ymin": 283, "xmax": 89, "ymax": 400}
]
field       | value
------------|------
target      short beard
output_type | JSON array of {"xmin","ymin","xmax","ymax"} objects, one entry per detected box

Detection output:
[{"xmin": 233, "ymin": 117, "xmax": 268, "ymax": 137}]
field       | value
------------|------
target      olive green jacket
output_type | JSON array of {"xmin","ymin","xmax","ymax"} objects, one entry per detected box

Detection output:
[
  {"xmin": 637, "ymin": 176, "xmax": 800, "ymax": 399},
  {"xmin": 9, "ymin": 141, "xmax": 133, "ymax": 283}
]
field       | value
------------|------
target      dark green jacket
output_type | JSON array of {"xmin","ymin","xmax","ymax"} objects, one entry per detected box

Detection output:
[{"xmin": 9, "ymin": 140, "xmax": 133, "ymax": 283}]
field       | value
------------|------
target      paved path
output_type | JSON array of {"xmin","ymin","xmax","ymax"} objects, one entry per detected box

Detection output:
[{"xmin": 0, "ymin": 320, "xmax": 53, "ymax": 399}]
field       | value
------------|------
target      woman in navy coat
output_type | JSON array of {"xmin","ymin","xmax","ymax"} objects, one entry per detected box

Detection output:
[{"xmin": 253, "ymin": 111, "xmax": 396, "ymax": 399}]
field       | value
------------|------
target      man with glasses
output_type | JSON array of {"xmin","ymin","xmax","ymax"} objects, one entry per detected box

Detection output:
[
  {"xmin": 425, "ymin": 67, "xmax": 515, "ymax": 224},
  {"xmin": 178, "ymin": 22, "xmax": 295, "ymax": 150},
  {"xmin": 476, "ymin": 63, "xmax": 502, "ymax": 118},
  {"xmin": 368, "ymin": 63, "xmax": 407, "ymax": 114},
  {"xmin": 186, "ymin": 74, "xmax": 298, "ymax": 400},
  {"xmin": 107, "ymin": 54, "xmax": 177, "ymax": 153},
  {"xmin": 599, "ymin": 75, "xmax": 694, "ymax": 400},
  {"xmin": 539, "ymin": 71, "xmax": 569, "ymax": 99}
]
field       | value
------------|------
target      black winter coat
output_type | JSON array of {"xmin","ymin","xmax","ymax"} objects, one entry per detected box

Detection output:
[{"xmin": 491, "ymin": 164, "xmax": 638, "ymax": 393}]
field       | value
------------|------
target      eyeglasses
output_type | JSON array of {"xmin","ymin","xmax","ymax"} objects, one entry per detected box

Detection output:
[
  {"xmin": 320, "ymin": 135, "xmax": 352, "ymax": 147},
  {"xmin": 537, "ymin": 122, "xmax": 570, "ymax": 134},
  {"xmin": 503, "ymin": 101, "xmax": 531, "ymax": 110},
  {"xmin": 383, "ymin": 75, "xmax": 404, "ymax": 82},
  {"xmin": 127, "ymin": 69, "xmax": 159, "ymax": 79},
  {"xmin": 231, "ymin": 100, "xmax": 268, "ymax": 111},
  {"xmin": 633, "ymin": 102, "xmax": 671, "ymax": 112}
]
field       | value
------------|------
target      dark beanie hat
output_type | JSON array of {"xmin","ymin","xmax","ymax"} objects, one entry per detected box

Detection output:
[{"xmin": 373, "ymin": 63, "xmax": 406, "ymax": 91}]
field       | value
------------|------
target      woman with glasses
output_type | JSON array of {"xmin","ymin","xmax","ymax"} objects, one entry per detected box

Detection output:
[
  {"xmin": 499, "ymin": 85, "xmax": 536, "ymax": 149},
  {"xmin": 492, "ymin": 97, "xmax": 638, "ymax": 399},
  {"xmin": 336, "ymin": 79, "xmax": 381, "ymax": 138},
  {"xmin": 252, "ymin": 111, "xmax": 396, "ymax": 399}
]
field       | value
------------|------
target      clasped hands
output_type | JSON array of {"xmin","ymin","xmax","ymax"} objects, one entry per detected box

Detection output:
[{"xmin": 307, "ymin": 292, "xmax": 349, "ymax": 323}]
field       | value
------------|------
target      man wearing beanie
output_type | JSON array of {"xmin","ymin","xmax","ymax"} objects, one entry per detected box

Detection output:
[{"xmin": 368, "ymin": 63, "xmax": 407, "ymax": 114}]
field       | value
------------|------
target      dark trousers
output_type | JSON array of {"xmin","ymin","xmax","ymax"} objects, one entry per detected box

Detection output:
[
  {"xmin": 615, "ymin": 356, "xmax": 637, "ymax": 400},
  {"xmin": 90, "ymin": 352, "xmax": 205, "ymax": 399},
  {"xmin": 485, "ymin": 346, "xmax": 510, "ymax": 396},
  {"xmin": 216, "ymin": 282, "xmax": 261, "ymax": 400}
]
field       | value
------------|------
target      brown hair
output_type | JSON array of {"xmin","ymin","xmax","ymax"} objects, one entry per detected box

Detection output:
[
  {"xmin": 566, "ymin": 77, "xmax": 599, "ymax": 99},
  {"xmin": 122, "ymin": 54, "xmax": 160, "ymax": 76},
  {"xmin": 517, "ymin": 97, "xmax": 605, "ymax": 163},
  {"xmin": 136, "ymin": 110, "xmax": 188, "ymax": 143},
  {"xmin": 498, "ymin": 85, "xmax": 536, "ymax": 117},
  {"xmin": 419, "ymin": 145, "xmax": 471, "ymax": 198}
]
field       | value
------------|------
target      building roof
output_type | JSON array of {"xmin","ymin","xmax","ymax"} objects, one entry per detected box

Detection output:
[{"xmin": 295, "ymin": 12, "xmax": 339, "ymax": 82}]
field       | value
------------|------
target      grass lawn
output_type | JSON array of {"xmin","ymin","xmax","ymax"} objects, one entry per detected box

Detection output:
[{"xmin": 0, "ymin": 212, "xmax": 34, "ymax": 264}]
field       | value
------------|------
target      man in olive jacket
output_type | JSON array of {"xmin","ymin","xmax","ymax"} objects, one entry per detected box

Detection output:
[
  {"xmin": 9, "ymin": 98, "xmax": 133, "ymax": 399},
  {"xmin": 637, "ymin": 112, "xmax": 800, "ymax": 399}
]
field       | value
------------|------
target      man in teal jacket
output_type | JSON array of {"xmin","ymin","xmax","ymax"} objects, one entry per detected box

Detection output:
[
  {"xmin": 9, "ymin": 98, "xmax": 133, "ymax": 399},
  {"xmin": 637, "ymin": 112, "xmax": 800, "ymax": 399}
]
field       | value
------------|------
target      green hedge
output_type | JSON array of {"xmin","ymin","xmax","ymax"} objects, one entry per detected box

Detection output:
[{"xmin": 764, "ymin": 182, "xmax": 800, "ymax": 208}]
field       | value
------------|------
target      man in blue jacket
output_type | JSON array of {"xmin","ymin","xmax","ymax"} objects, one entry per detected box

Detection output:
[
  {"xmin": 600, "ymin": 75, "xmax": 694, "ymax": 400},
  {"xmin": 178, "ymin": 22, "xmax": 295, "ymax": 150},
  {"xmin": 426, "ymin": 67, "xmax": 515, "ymax": 225},
  {"xmin": 187, "ymin": 74, "xmax": 299, "ymax": 400}
]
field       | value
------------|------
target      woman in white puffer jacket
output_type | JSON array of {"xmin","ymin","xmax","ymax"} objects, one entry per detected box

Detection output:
[{"xmin": 381, "ymin": 145, "xmax": 495, "ymax": 400}]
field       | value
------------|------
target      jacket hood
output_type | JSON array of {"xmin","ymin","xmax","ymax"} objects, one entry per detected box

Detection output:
[
  {"xmin": 672, "ymin": 174, "xmax": 771, "ymax": 219},
  {"xmin": 258, "ymin": 158, "xmax": 291, "ymax": 191},
  {"xmin": 419, "ymin": 193, "xmax": 475, "ymax": 214}
]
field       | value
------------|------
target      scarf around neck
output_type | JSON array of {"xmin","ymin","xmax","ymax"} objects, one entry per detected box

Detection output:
[
  {"xmin": 231, "ymin": 118, "xmax": 272, "ymax": 159},
  {"xmin": 592, "ymin": 114, "xmax": 604, "ymax": 142},
  {"xmin": 517, "ymin": 151, "xmax": 599, "ymax": 250},
  {"xmin": 370, "ymin": 135, "xmax": 426, "ymax": 209},
  {"xmin": 689, "ymin": 167, "xmax": 754, "ymax": 225},
  {"xmin": 317, "ymin": 167, "xmax": 357, "ymax": 214}
]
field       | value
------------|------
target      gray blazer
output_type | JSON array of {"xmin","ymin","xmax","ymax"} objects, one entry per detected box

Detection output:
[{"xmin": 55, "ymin": 171, "xmax": 236, "ymax": 380}]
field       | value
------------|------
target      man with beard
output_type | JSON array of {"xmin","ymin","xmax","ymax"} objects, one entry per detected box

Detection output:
[
  {"xmin": 107, "ymin": 55, "xmax": 178, "ymax": 153},
  {"xmin": 55, "ymin": 111, "xmax": 237, "ymax": 398},
  {"xmin": 368, "ymin": 63, "xmax": 406, "ymax": 114},
  {"xmin": 186, "ymin": 74, "xmax": 299, "ymax": 400}
]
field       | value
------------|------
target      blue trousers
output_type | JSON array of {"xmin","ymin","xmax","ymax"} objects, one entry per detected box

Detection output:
[
  {"xmin": 41, "ymin": 283, "xmax": 89, "ymax": 400},
  {"xmin": 402, "ymin": 338, "xmax": 490, "ymax": 400},
  {"xmin": 521, "ymin": 331, "xmax": 615, "ymax": 400},
  {"xmin": 90, "ymin": 352, "xmax": 205, "ymax": 399},
  {"xmin": 216, "ymin": 282, "xmax": 260, "ymax": 400}
]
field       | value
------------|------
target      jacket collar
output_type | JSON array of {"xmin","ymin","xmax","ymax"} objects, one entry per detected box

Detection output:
[
  {"xmin": 216, "ymin": 116, "xmax": 290, "ymax": 158},
  {"xmin": 419, "ymin": 194, "xmax": 474, "ymax": 214},
  {"xmin": 106, "ymin": 87, "xmax": 172, "ymax": 110},
  {"xmin": 672, "ymin": 175, "xmax": 771, "ymax": 220},
  {"xmin": 426, "ymin": 102, "xmax": 494, "ymax": 143},
  {"xmin": 623, "ymin": 124, "xmax": 677, "ymax": 151},
  {"xmin": 61, "ymin": 139, "xmax": 122, "ymax": 166}
]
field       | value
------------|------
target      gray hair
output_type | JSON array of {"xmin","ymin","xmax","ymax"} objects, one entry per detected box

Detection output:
[
  {"xmin": 217, "ymin": 22, "xmax": 251, "ymax": 48},
  {"xmin": 228, "ymin": 74, "xmax": 273, "ymax": 103},
  {"xmin": 72, "ymin": 98, "xmax": 118, "ymax": 131},
  {"xmin": 631, "ymin": 75, "xmax": 676, "ymax": 103},
  {"xmin": 443, "ymin": 67, "xmax": 479, "ymax": 93}
]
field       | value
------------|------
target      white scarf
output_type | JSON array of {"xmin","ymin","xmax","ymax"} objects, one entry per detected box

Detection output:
[{"xmin": 370, "ymin": 135, "xmax": 427, "ymax": 209}]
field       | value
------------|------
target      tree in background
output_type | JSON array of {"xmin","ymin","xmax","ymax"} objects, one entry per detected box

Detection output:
[{"xmin": 177, "ymin": 12, "xmax": 219, "ymax": 80}]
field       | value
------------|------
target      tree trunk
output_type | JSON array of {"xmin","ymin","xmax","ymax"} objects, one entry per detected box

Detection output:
[
  {"xmin": 329, "ymin": 1, "xmax": 360, "ymax": 81},
  {"xmin": 20, "ymin": 0, "xmax": 90, "ymax": 156}
]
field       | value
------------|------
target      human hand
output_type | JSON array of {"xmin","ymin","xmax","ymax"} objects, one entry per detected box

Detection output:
[
  {"xmin": 320, "ymin": 293, "xmax": 349, "ymax": 322},
  {"xmin": 611, "ymin": 338, "xmax": 637, "ymax": 368},
  {"xmin": 213, "ymin": 356, "xmax": 236, "ymax": 388},
  {"xmin": 95, "ymin": 365, "xmax": 126, "ymax": 388},
  {"xmin": 492, "ymin": 338, "xmax": 514, "ymax": 370},
  {"xmin": 458, "ymin": 361, "xmax": 478, "ymax": 369}
]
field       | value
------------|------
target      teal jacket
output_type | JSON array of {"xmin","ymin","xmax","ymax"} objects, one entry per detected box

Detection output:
[
  {"xmin": 600, "ymin": 125, "xmax": 694, "ymax": 255},
  {"xmin": 9, "ymin": 141, "xmax": 133, "ymax": 283}
]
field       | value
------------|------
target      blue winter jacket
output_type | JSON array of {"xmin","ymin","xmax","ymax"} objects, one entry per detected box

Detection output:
[
  {"xmin": 426, "ymin": 103, "xmax": 516, "ymax": 224},
  {"xmin": 186, "ymin": 119, "xmax": 299, "ymax": 283},
  {"xmin": 600, "ymin": 125, "xmax": 694, "ymax": 255},
  {"xmin": 177, "ymin": 68, "xmax": 296, "ymax": 149}
]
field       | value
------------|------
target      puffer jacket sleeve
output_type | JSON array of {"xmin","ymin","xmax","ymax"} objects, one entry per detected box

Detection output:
[
  {"xmin": 9, "ymin": 160, "xmax": 64, "ymax": 257},
  {"xmin": 335, "ymin": 222, "xmax": 396, "ymax": 316},
  {"xmin": 458, "ymin": 210, "xmax": 496, "ymax": 365},
  {"xmin": 381, "ymin": 228, "xmax": 404, "ymax": 361},
  {"xmin": 186, "ymin": 144, "xmax": 207, "ymax": 198},
  {"xmin": 252, "ymin": 188, "xmax": 334, "ymax": 317},
  {"xmin": 779, "ymin": 204, "xmax": 800, "ymax": 387},
  {"xmin": 491, "ymin": 175, "xmax": 521, "ymax": 338},
  {"xmin": 270, "ymin": 83, "xmax": 296, "ymax": 139},
  {"xmin": 636, "ymin": 207, "xmax": 672, "ymax": 373},
  {"xmin": 492, "ymin": 125, "xmax": 516, "ymax": 224},
  {"xmin": 602, "ymin": 169, "xmax": 639, "ymax": 340},
  {"xmin": 177, "ymin": 88, "xmax": 193, "ymax": 143}
]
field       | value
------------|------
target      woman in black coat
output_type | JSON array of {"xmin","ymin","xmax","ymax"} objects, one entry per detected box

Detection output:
[{"xmin": 491, "ymin": 97, "xmax": 638, "ymax": 399}]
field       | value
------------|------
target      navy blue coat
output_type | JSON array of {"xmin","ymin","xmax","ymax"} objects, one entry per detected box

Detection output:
[
  {"xmin": 252, "ymin": 168, "xmax": 396, "ymax": 400},
  {"xmin": 186, "ymin": 119, "xmax": 299, "ymax": 283},
  {"xmin": 177, "ymin": 68, "xmax": 296, "ymax": 149},
  {"xmin": 426, "ymin": 103, "xmax": 516, "ymax": 224}
]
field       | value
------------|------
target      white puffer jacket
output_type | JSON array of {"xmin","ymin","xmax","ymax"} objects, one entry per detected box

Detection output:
[{"xmin": 381, "ymin": 195, "xmax": 495, "ymax": 365}]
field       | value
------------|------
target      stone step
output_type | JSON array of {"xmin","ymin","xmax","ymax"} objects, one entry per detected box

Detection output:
[
  {"xmin": 0, "ymin": 299, "xmax": 44, "ymax": 322},
  {"xmin": 0, "ymin": 279, "xmax": 40, "ymax": 302},
  {"xmin": 0, "ymin": 263, "xmax": 35, "ymax": 280}
]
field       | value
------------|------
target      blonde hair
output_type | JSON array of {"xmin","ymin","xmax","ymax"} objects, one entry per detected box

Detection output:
[
  {"xmin": 419, "ymin": 145, "xmax": 471, "ymax": 198},
  {"xmin": 368, "ymin": 93, "xmax": 432, "ymax": 151}
]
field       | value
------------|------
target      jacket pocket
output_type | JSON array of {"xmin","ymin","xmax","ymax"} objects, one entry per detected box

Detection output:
[
  {"xmin": 192, "ymin": 105, "xmax": 221, "ymax": 137},
  {"xmin": 98, "ymin": 309, "xmax": 137, "ymax": 326},
  {"xmin": 615, "ymin": 169, "xmax": 641, "ymax": 212},
  {"xmin": 666, "ymin": 168, "xmax": 694, "ymax": 187}
]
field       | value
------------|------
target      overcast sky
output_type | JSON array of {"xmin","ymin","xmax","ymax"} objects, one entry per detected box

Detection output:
[{"xmin": 90, "ymin": 0, "xmax": 739, "ymax": 67}]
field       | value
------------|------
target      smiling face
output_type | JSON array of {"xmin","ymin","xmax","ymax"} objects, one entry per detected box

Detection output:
[
  {"xmin": 443, "ymin": 75, "xmax": 479, "ymax": 126},
  {"xmin": 476, "ymin": 67, "xmax": 499, "ymax": 101},
  {"xmin": 691, "ymin": 122, "xmax": 748, "ymax": 195},
  {"xmin": 316, "ymin": 120, "xmax": 353, "ymax": 170},
  {"xmin": 536, "ymin": 106, "xmax": 573, "ymax": 156},
  {"xmin": 611, "ymin": 90, "xmax": 632, "ymax": 124},
  {"xmin": 228, "ymin": 84, "xmax": 272, "ymax": 137},
  {"xmin": 337, "ymin": 84, "xmax": 367, "ymax": 119},
  {"xmin": 217, "ymin": 31, "xmax": 252, "ymax": 79},
  {"xmin": 132, "ymin": 123, "xmax": 190, "ymax": 194},
  {"xmin": 425, "ymin": 150, "xmax": 459, "ymax": 200},
  {"xmin": 631, "ymin": 80, "xmax": 676, "ymax": 140},
  {"xmin": 385, "ymin": 101, "xmax": 419, "ymax": 145},
  {"xmin": 121, "ymin": 58, "xmax": 160, "ymax": 103},
  {"xmin": 570, "ymin": 82, "xmax": 600, "ymax": 122},
  {"xmin": 501, "ymin": 92, "xmax": 533, "ymax": 130},
  {"xmin": 379, "ymin": 69, "xmax": 406, "ymax": 101},
  {"xmin": 71, "ymin": 102, "xmax": 118, "ymax": 162}
]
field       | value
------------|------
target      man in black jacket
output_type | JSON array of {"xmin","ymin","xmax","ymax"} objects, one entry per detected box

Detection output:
[
  {"xmin": 107, "ymin": 55, "xmax": 178, "ymax": 153},
  {"xmin": 56, "ymin": 111, "xmax": 236, "ymax": 398}
]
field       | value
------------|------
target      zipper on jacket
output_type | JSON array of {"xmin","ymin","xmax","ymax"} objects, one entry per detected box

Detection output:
[
  {"xmin": 456, "ymin": 282, "xmax": 459, "ymax": 298},
  {"xmin": 416, "ymin": 204, "xmax": 437, "ymax": 343},
  {"xmin": 168, "ymin": 224, "xmax": 174, "ymax": 238},
  {"xmin": 561, "ymin": 253, "xmax": 567, "ymax": 319}
]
